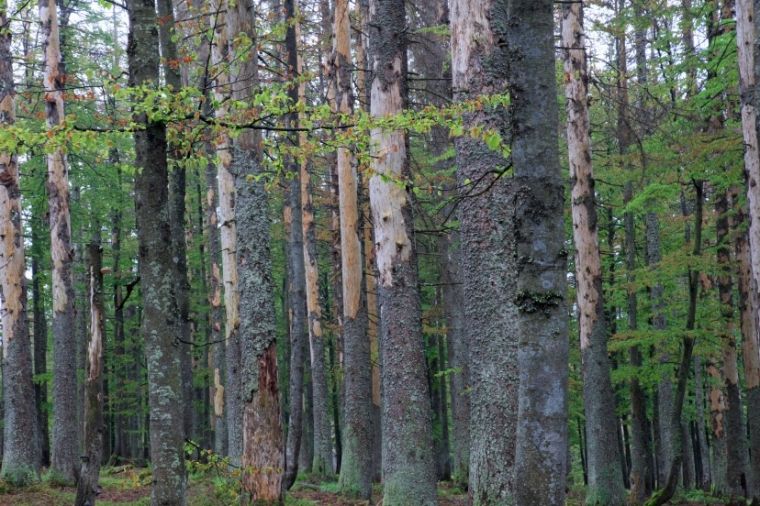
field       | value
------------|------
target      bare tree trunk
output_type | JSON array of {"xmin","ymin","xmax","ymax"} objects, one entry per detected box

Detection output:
[
  {"xmin": 40, "ymin": 0, "xmax": 79, "ymax": 483},
  {"xmin": 0, "ymin": 8, "xmax": 41, "ymax": 481},
  {"xmin": 75, "ymin": 231, "xmax": 105, "ymax": 506},
  {"xmin": 209, "ymin": 0, "xmax": 243, "ymax": 465},
  {"xmin": 561, "ymin": 3, "xmax": 623, "ymax": 504},
  {"xmin": 127, "ymin": 0, "xmax": 187, "ymax": 501},
  {"xmin": 325, "ymin": 0, "xmax": 372, "ymax": 496},
  {"xmin": 510, "ymin": 0, "xmax": 570, "ymax": 502},
  {"xmin": 368, "ymin": 0, "xmax": 438, "ymax": 502}
]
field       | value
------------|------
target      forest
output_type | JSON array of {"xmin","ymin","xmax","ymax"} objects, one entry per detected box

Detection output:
[{"xmin": 0, "ymin": 0, "xmax": 759, "ymax": 505}]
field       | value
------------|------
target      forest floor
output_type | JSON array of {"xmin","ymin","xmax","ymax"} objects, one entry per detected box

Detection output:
[{"xmin": 0, "ymin": 466, "xmax": 731, "ymax": 505}]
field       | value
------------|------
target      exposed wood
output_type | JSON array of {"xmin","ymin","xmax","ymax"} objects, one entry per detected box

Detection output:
[{"xmin": 40, "ymin": 0, "xmax": 79, "ymax": 482}]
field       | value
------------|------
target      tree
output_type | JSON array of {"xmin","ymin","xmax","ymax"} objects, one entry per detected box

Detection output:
[
  {"xmin": 510, "ymin": 0, "xmax": 569, "ymax": 504},
  {"xmin": 224, "ymin": 0, "xmax": 284, "ymax": 500},
  {"xmin": 368, "ymin": 0, "xmax": 438, "ymax": 503},
  {"xmin": 331, "ymin": 0, "xmax": 372, "ymax": 496},
  {"xmin": 40, "ymin": 0, "xmax": 79, "ymax": 482},
  {"xmin": 75, "ymin": 231, "xmax": 105, "ymax": 506},
  {"xmin": 561, "ymin": 2, "xmax": 624, "ymax": 504},
  {"xmin": 0, "ymin": 4, "xmax": 41, "ymax": 483},
  {"xmin": 448, "ymin": 0, "xmax": 517, "ymax": 502},
  {"xmin": 127, "ymin": 0, "xmax": 187, "ymax": 502}
]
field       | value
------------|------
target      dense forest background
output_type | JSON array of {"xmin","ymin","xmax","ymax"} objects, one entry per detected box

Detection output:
[{"xmin": 0, "ymin": 0, "xmax": 759, "ymax": 504}]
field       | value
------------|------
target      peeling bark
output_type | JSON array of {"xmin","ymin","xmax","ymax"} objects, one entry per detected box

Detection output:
[
  {"xmin": 368, "ymin": 0, "xmax": 438, "ymax": 502},
  {"xmin": 561, "ymin": 3, "xmax": 624, "ymax": 504},
  {"xmin": 0, "ymin": 6, "xmax": 41, "ymax": 480},
  {"xmin": 40, "ymin": 0, "xmax": 79, "ymax": 482},
  {"xmin": 75, "ymin": 233, "xmax": 105, "ymax": 506}
]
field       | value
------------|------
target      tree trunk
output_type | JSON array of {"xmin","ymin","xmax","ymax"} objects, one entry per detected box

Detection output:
[
  {"xmin": 716, "ymin": 188, "xmax": 749, "ymax": 499},
  {"xmin": 157, "ymin": 0, "xmax": 194, "ymax": 446},
  {"xmin": 0, "ymin": 7, "xmax": 41, "ymax": 480},
  {"xmin": 509, "ymin": 0, "xmax": 570, "ymax": 502},
  {"xmin": 734, "ymin": 190, "xmax": 760, "ymax": 500},
  {"xmin": 224, "ymin": 1, "xmax": 284, "ymax": 500},
  {"xmin": 127, "ymin": 0, "xmax": 187, "ymax": 501},
  {"xmin": 282, "ymin": 2, "xmax": 308, "ymax": 479},
  {"xmin": 327, "ymin": 0, "xmax": 373, "ymax": 497},
  {"xmin": 283, "ymin": 173, "xmax": 307, "ymax": 489},
  {"xmin": 368, "ymin": 0, "xmax": 438, "ymax": 502},
  {"xmin": 560, "ymin": 3, "xmax": 623, "ymax": 504},
  {"xmin": 75, "ymin": 232, "xmax": 106, "ymax": 506},
  {"xmin": 735, "ymin": 3, "xmax": 760, "ymax": 493},
  {"xmin": 449, "ymin": 0, "xmax": 518, "ymax": 502},
  {"xmin": 40, "ymin": 0, "xmax": 79, "ymax": 483},
  {"xmin": 209, "ymin": 0, "xmax": 243, "ymax": 465}
]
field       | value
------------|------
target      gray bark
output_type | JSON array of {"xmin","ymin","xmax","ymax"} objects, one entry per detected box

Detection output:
[
  {"xmin": 368, "ymin": 0, "xmax": 438, "ymax": 502},
  {"xmin": 449, "ymin": 0, "xmax": 517, "ymax": 501},
  {"xmin": 127, "ymin": 0, "xmax": 187, "ymax": 501},
  {"xmin": 509, "ymin": 1, "xmax": 570, "ymax": 504}
]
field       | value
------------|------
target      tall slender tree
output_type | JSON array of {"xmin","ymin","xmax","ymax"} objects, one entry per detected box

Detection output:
[
  {"xmin": 0, "ymin": 4, "xmax": 41, "ymax": 482},
  {"xmin": 559, "ymin": 2, "xmax": 623, "ymax": 504},
  {"xmin": 40, "ymin": 0, "xmax": 79, "ymax": 482},
  {"xmin": 75, "ymin": 231, "xmax": 105, "ymax": 506},
  {"xmin": 330, "ymin": 0, "xmax": 372, "ymax": 496},
  {"xmin": 368, "ymin": 0, "xmax": 438, "ymax": 502},
  {"xmin": 127, "ymin": 0, "xmax": 187, "ymax": 501}
]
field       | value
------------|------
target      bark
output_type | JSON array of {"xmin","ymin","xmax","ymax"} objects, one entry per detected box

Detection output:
[
  {"xmin": 157, "ymin": 0, "xmax": 195, "ymax": 445},
  {"xmin": 509, "ymin": 0, "xmax": 570, "ymax": 503},
  {"xmin": 734, "ymin": 192, "xmax": 760, "ymax": 500},
  {"xmin": 299, "ymin": 355, "xmax": 314, "ymax": 473},
  {"xmin": 75, "ymin": 232, "xmax": 106, "ymax": 506},
  {"xmin": 0, "ymin": 8, "xmax": 41, "ymax": 480},
  {"xmin": 735, "ymin": 1, "xmax": 760, "ymax": 500},
  {"xmin": 735, "ymin": 0, "xmax": 760, "ymax": 495},
  {"xmin": 716, "ymin": 188, "xmax": 749, "ymax": 498},
  {"xmin": 693, "ymin": 355, "xmax": 712, "ymax": 489},
  {"xmin": 40, "ymin": 0, "xmax": 79, "ymax": 482},
  {"xmin": 210, "ymin": 0, "xmax": 243, "ymax": 465},
  {"xmin": 561, "ymin": 3, "xmax": 623, "ymax": 504},
  {"xmin": 205, "ymin": 152, "xmax": 227, "ymax": 457},
  {"xmin": 282, "ymin": 2, "xmax": 308, "ymax": 476},
  {"xmin": 449, "ymin": 0, "xmax": 517, "ymax": 502},
  {"xmin": 127, "ymin": 0, "xmax": 187, "ymax": 501},
  {"xmin": 368, "ymin": 0, "xmax": 438, "ymax": 503},
  {"xmin": 225, "ymin": 1, "xmax": 284, "ymax": 500},
  {"xmin": 327, "ymin": 0, "xmax": 373, "ymax": 497}
]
